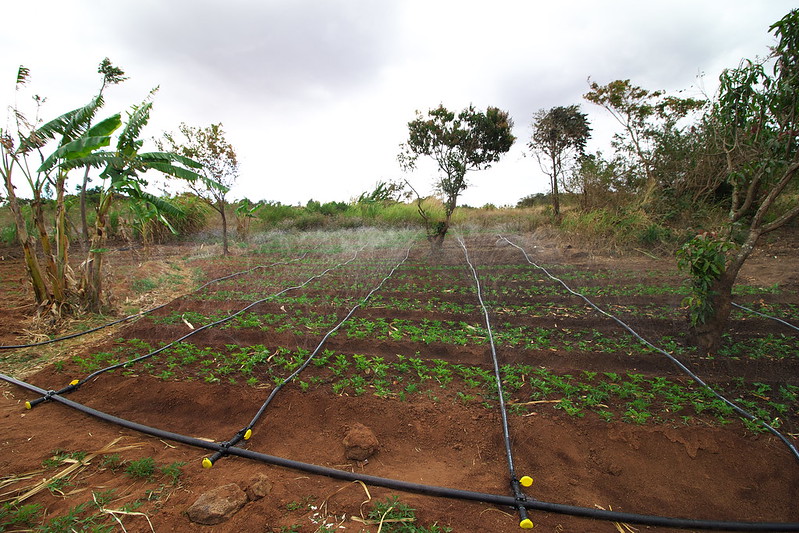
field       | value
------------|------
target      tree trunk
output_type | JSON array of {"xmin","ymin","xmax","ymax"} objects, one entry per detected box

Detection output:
[
  {"xmin": 551, "ymin": 174, "xmax": 560, "ymax": 216},
  {"xmin": 689, "ymin": 270, "xmax": 736, "ymax": 354},
  {"xmin": 3, "ymin": 173, "xmax": 49, "ymax": 304},
  {"xmin": 428, "ymin": 218, "xmax": 449, "ymax": 254},
  {"xmin": 689, "ymin": 230, "xmax": 759, "ymax": 354},
  {"xmin": 549, "ymin": 152, "xmax": 561, "ymax": 217},
  {"xmin": 220, "ymin": 199, "xmax": 229, "ymax": 256}
]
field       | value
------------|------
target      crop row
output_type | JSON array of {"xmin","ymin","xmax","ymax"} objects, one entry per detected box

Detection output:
[
  {"xmin": 145, "ymin": 309, "xmax": 799, "ymax": 361},
  {"xmin": 191, "ymin": 279, "xmax": 781, "ymax": 300},
  {"xmin": 64, "ymin": 341, "xmax": 796, "ymax": 432}
]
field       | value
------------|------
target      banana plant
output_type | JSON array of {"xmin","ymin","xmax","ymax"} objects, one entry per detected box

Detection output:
[
  {"xmin": 78, "ymin": 91, "xmax": 207, "ymax": 311},
  {"xmin": 6, "ymin": 80, "xmax": 118, "ymax": 309}
]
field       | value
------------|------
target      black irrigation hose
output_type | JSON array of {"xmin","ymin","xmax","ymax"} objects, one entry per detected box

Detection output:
[
  {"xmin": 24, "ymin": 249, "xmax": 364, "ymax": 409},
  {"xmin": 204, "ymin": 244, "xmax": 414, "ymax": 467},
  {"xmin": 732, "ymin": 302, "xmax": 799, "ymax": 332},
  {"xmin": 0, "ymin": 254, "xmax": 308, "ymax": 351},
  {"xmin": 2, "ymin": 373, "xmax": 797, "ymax": 531},
  {"xmin": 457, "ymin": 237, "xmax": 533, "ymax": 529},
  {"xmin": 499, "ymin": 236, "xmax": 799, "ymax": 464}
]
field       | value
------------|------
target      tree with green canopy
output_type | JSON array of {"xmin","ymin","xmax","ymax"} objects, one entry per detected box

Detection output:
[
  {"xmin": 677, "ymin": 8, "xmax": 799, "ymax": 353},
  {"xmin": 584, "ymin": 79, "xmax": 704, "ymax": 207},
  {"xmin": 528, "ymin": 105, "xmax": 591, "ymax": 216},
  {"xmin": 398, "ymin": 104, "xmax": 515, "ymax": 248},
  {"xmin": 157, "ymin": 123, "xmax": 237, "ymax": 255}
]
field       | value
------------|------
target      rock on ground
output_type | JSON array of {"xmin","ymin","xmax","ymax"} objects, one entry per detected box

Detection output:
[
  {"xmin": 343, "ymin": 422, "xmax": 379, "ymax": 461},
  {"xmin": 186, "ymin": 483, "xmax": 248, "ymax": 525}
]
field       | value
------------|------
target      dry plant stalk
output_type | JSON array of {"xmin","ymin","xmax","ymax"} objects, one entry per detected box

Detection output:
[
  {"xmin": 12, "ymin": 437, "xmax": 142, "ymax": 504},
  {"xmin": 594, "ymin": 504, "xmax": 638, "ymax": 533},
  {"xmin": 94, "ymin": 491, "xmax": 155, "ymax": 533}
]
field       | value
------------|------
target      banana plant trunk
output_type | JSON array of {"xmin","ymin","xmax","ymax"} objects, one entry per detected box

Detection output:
[
  {"xmin": 220, "ymin": 199, "xmax": 229, "ymax": 256},
  {"xmin": 52, "ymin": 172, "xmax": 71, "ymax": 305},
  {"xmin": 32, "ymin": 195, "xmax": 62, "ymax": 302},
  {"xmin": 3, "ymin": 174, "xmax": 49, "ymax": 304},
  {"xmin": 82, "ymin": 195, "xmax": 113, "ymax": 312}
]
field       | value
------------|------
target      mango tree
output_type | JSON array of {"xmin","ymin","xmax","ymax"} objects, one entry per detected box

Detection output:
[
  {"xmin": 678, "ymin": 9, "xmax": 799, "ymax": 353},
  {"xmin": 398, "ymin": 104, "xmax": 515, "ymax": 248}
]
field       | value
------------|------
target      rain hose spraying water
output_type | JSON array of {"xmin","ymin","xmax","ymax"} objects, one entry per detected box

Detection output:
[
  {"xmin": 24, "ymin": 250, "xmax": 363, "ymax": 409},
  {"xmin": 2, "ymin": 373, "xmax": 797, "ymax": 531},
  {"xmin": 0, "ymin": 254, "xmax": 308, "ymax": 351},
  {"xmin": 457, "ymin": 237, "xmax": 534, "ymax": 529},
  {"xmin": 499, "ymin": 236, "xmax": 799, "ymax": 464},
  {"xmin": 202, "ymin": 245, "xmax": 413, "ymax": 467}
]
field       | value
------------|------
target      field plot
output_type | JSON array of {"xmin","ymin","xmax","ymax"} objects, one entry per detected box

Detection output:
[{"xmin": 1, "ymin": 230, "xmax": 798, "ymax": 532}]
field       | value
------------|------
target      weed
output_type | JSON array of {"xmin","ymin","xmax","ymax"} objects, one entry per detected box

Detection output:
[
  {"xmin": 125, "ymin": 457, "xmax": 156, "ymax": 480},
  {"xmin": 42, "ymin": 449, "xmax": 87, "ymax": 469},
  {"xmin": 37, "ymin": 491, "xmax": 115, "ymax": 533},
  {"xmin": 100, "ymin": 453, "xmax": 123, "ymax": 471},
  {"xmin": 132, "ymin": 277, "xmax": 159, "ymax": 293},
  {"xmin": 0, "ymin": 501, "xmax": 41, "ymax": 529},
  {"xmin": 159, "ymin": 461, "xmax": 186, "ymax": 485},
  {"xmin": 367, "ymin": 496, "xmax": 452, "ymax": 532}
]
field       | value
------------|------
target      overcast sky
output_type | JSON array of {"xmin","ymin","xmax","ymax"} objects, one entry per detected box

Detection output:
[{"xmin": 2, "ymin": 1, "xmax": 796, "ymax": 207}]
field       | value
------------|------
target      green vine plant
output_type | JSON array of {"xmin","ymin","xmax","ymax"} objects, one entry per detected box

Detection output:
[{"xmin": 675, "ymin": 232, "xmax": 737, "ymax": 326}]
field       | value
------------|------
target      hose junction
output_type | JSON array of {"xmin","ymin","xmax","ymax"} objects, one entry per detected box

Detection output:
[{"xmin": 1, "ymin": 238, "xmax": 797, "ymax": 531}]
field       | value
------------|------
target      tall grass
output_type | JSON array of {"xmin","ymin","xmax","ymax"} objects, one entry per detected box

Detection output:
[{"xmin": 0, "ymin": 192, "xmax": 689, "ymax": 252}]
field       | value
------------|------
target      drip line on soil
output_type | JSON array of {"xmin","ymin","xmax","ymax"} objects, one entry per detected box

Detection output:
[
  {"xmin": 24, "ymin": 248, "xmax": 366, "ymax": 409},
  {"xmin": 732, "ymin": 302, "xmax": 799, "ymax": 332},
  {"xmin": 457, "ymin": 236, "xmax": 532, "ymax": 528},
  {"xmin": 204, "ymin": 244, "xmax": 414, "ymax": 467},
  {"xmin": 2, "ymin": 372, "xmax": 798, "ymax": 532},
  {"xmin": 499, "ymin": 235, "xmax": 799, "ymax": 464},
  {"xmin": 0, "ymin": 254, "xmax": 309, "ymax": 351}
]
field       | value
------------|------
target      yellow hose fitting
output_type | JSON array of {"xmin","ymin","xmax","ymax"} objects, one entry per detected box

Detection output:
[
  {"xmin": 520, "ymin": 476, "xmax": 534, "ymax": 487},
  {"xmin": 244, "ymin": 429, "xmax": 252, "ymax": 440},
  {"xmin": 520, "ymin": 518, "xmax": 534, "ymax": 529},
  {"xmin": 70, "ymin": 379, "xmax": 79, "ymax": 386},
  {"xmin": 202, "ymin": 458, "xmax": 213, "ymax": 469},
  {"xmin": 25, "ymin": 401, "xmax": 31, "ymax": 410}
]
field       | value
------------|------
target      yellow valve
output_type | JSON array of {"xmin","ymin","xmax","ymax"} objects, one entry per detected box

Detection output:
[
  {"xmin": 520, "ymin": 475, "xmax": 534, "ymax": 487},
  {"xmin": 69, "ymin": 379, "xmax": 79, "ymax": 386},
  {"xmin": 202, "ymin": 458, "xmax": 213, "ymax": 469},
  {"xmin": 244, "ymin": 429, "xmax": 252, "ymax": 440},
  {"xmin": 25, "ymin": 401, "xmax": 32, "ymax": 410},
  {"xmin": 520, "ymin": 518, "xmax": 534, "ymax": 529}
]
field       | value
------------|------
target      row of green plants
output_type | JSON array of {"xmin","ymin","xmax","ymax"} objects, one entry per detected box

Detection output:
[
  {"xmin": 184, "ymin": 287, "xmax": 797, "ymax": 326},
  {"xmin": 143, "ymin": 306, "xmax": 799, "ymax": 361},
  {"xmin": 62, "ymin": 342, "xmax": 797, "ymax": 432}
]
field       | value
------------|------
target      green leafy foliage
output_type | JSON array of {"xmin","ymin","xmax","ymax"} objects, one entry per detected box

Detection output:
[
  {"xmin": 676, "ymin": 233, "xmax": 737, "ymax": 326},
  {"xmin": 398, "ymin": 104, "xmax": 515, "ymax": 243}
]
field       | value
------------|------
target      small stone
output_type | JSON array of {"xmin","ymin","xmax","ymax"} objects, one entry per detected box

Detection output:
[
  {"xmin": 244, "ymin": 473, "xmax": 273, "ymax": 501},
  {"xmin": 343, "ymin": 423, "xmax": 379, "ymax": 461},
  {"xmin": 186, "ymin": 483, "xmax": 248, "ymax": 525}
]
